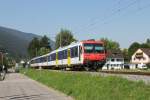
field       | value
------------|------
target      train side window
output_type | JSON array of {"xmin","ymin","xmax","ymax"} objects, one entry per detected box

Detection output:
[
  {"xmin": 58, "ymin": 51, "xmax": 61, "ymax": 60},
  {"xmin": 60, "ymin": 52, "xmax": 62, "ymax": 60},
  {"xmin": 58, "ymin": 51, "xmax": 63, "ymax": 60},
  {"xmin": 42, "ymin": 58, "xmax": 44, "ymax": 62},
  {"xmin": 38, "ymin": 59, "xmax": 40, "ymax": 63},
  {"xmin": 45, "ymin": 57, "xmax": 47, "ymax": 62},
  {"xmin": 42, "ymin": 57, "xmax": 44, "ymax": 62},
  {"xmin": 74, "ymin": 46, "xmax": 78, "ymax": 57},
  {"xmin": 58, "ymin": 52, "xmax": 60, "ymax": 60},
  {"xmin": 63, "ymin": 50, "xmax": 65, "ymax": 59},
  {"xmin": 54, "ymin": 53, "xmax": 56, "ymax": 60},
  {"xmin": 61, "ymin": 51, "xmax": 63, "ymax": 59},
  {"xmin": 41, "ymin": 58, "xmax": 43, "ymax": 62},
  {"xmin": 44, "ymin": 57, "xmax": 45, "ymax": 62},
  {"xmin": 64, "ymin": 50, "xmax": 67, "ymax": 59},
  {"xmin": 51, "ymin": 54, "xmax": 54, "ymax": 61},
  {"xmin": 48, "ymin": 56, "xmax": 50, "ymax": 61},
  {"xmin": 54, "ymin": 54, "xmax": 56, "ymax": 61},
  {"xmin": 40, "ymin": 58, "xmax": 42, "ymax": 62},
  {"xmin": 70, "ymin": 46, "xmax": 78, "ymax": 58},
  {"xmin": 51, "ymin": 53, "xmax": 56, "ymax": 61},
  {"xmin": 53, "ymin": 54, "xmax": 55, "ymax": 61},
  {"xmin": 49, "ymin": 55, "xmax": 51, "ymax": 61},
  {"xmin": 71, "ymin": 47, "xmax": 74, "ymax": 58}
]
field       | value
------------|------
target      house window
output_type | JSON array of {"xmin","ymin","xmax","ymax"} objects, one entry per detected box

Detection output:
[
  {"xmin": 111, "ymin": 59, "xmax": 115, "ymax": 62},
  {"xmin": 117, "ymin": 59, "xmax": 123, "ymax": 62}
]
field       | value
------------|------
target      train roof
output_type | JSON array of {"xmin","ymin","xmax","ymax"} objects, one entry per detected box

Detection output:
[
  {"xmin": 81, "ymin": 39, "xmax": 104, "ymax": 44},
  {"xmin": 51, "ymin": 41, "xmax": 81, "ymax": 53},
  {"xmin": 30, "ymin": 41, "xmax": 81, "ymax": 61}
]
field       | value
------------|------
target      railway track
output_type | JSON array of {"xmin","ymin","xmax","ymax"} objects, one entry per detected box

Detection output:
[
  {"xmin": 43, "ymin": 68, "xmax": 150, "ymax": 84},
  {"xmin": 99, "ymin": 70, "xmax": 150, "ymax": 76},
  {"xmin": 33, "ymin": 66, "xmax": 150, "ymax": 84},
  {"xmin": 38, "ymin": 67, "xmax": 150, "ymax": 76}
]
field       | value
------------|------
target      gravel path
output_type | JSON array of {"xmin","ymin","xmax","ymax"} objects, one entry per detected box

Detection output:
[
  {"xmin": 0, "ymin": 73, "xmax": 73, "ymax": 100},
  {"xmin": 48, "ymin": 69, "xmax": 150, "ymax": 85}
]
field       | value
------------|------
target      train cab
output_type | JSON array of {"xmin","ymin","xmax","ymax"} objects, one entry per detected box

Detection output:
[{"xmin": 81, "ymin": 40, "xmax": 106, "ymax": 67}]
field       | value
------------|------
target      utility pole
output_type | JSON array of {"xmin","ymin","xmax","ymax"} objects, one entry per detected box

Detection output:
[
  {"xmin": 0, "ymin": 52, "xmax": 3, "ymax": 65},
  {"xmin": 36, "ymin": 48, "xmax": 38, "ymax": 57},
  {"xmin": 1, "ymin": 53, "xmax": 3, "ymax": 65},
  {"xmin": 1, "ymin": 52, "xmax": 8, "ymax": 66}
]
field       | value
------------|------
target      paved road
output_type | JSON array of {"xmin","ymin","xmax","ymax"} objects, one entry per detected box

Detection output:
[{"xmin": 0, "ymin": 73, "xmax": 73, "ymax": 100}]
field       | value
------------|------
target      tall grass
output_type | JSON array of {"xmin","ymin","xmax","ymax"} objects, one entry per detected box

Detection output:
[{"xmin": 21, "ymin": 69, "xmax": 150, "ymax": 100}]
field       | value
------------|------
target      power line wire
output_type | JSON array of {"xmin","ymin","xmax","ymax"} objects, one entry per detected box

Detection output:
[
  {"xmin": 90, "ymin": 0, "xmax": 150, "ymax": 32},
  {"xmin": 76, "ymin": 0, "xmax": 141, "ymax": 34}
]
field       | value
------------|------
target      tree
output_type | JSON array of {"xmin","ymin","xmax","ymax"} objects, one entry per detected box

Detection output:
[
  {"xmin": 140, "ymin": 43, "xmax": 150, "ymax": 48},
  {"xmin": 128, "ymin": 39, "xmax": 150, "ymax": 59},
  {"xmin": 40, "ymin": 35, "xmax": 51, "ymax": 49},
  {"xmin": 38, "ymin": 47, "xmax": 51, "ymax": 56},
  {"xmin": 146, "ymin": 38, "xmax": 150, "ymax": 46},
  {"xmin": 122, "ymin": 48, "xmax": 129, "ymax": 62},
  {"xmin": 55, "ymin": 29, "xmax": 76, "ymax": 49},
  {"xmin": 128, "ymin": 42, "xmax": 140, "ymax": 58},
  {"xmin": 28, "ymin": 37, "xmax": 40, "ymax": 58},
  {"xmin": 39, "ymin": 35, "xmax": 52, "ymax": 55},
  {"xmin": 28, "ymin": 36, "xmax": 52, "ymax": 58},
  {"xmin": 100, "ymin": 38, "xmax": 120, "ymax": 50}
]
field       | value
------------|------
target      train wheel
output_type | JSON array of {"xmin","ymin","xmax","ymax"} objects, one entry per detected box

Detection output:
[
  {"xmin": 61, "ymin": 67, "xmax": 66, "ymax": 71},
  {"xmin": 96, "ymin": 67, "xmax": 101, "ymax": 72},
  {"xmin": 84, "ymin": 67, "xmax": 90, "ymax": 71}
]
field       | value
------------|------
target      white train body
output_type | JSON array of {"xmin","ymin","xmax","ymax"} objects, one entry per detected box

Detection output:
[{"xmin": 30, "ymin": 40, "xmax": 106, "ymax": 70}]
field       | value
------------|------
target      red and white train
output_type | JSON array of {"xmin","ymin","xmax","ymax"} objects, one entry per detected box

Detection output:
[{"xmin": 30, "ymin": 39, "xmax": 106, "ymax": 70}]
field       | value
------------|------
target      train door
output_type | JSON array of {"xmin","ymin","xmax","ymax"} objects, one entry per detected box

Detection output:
[
  {"xmin": 56, "ymin": 52, "xmax": 58, "ymax": 67},
  {"xmin": 67, "ymin": 49, "xmax": 71, "ymax": 66}
]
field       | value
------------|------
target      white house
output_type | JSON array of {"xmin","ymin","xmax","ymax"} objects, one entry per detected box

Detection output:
[
  {"xmin": 102, "ymin": 50, "xmax": 124, "ymax": 70},
  {"xmin": 131, "ymin": 48, "xmax": 150, "ymax": 69}
]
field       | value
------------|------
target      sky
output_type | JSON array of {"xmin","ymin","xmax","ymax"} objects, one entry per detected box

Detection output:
[{"xmin": 0, "ymin": 0, "xmax": 150, "ymax": 48}]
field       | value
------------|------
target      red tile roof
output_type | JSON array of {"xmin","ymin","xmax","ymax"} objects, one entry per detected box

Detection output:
[
  {"xmin": 140, "ymin": 48, "xmax": 150, "ymax": 57},
  {"xmin": 107, "ymin": 50, "xmax": 123, "ymax": 58}
]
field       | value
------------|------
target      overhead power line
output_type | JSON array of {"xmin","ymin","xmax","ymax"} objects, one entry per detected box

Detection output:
[{"xmin": 76, "ymin": 0, "xmax": 143, "ymax": 34}]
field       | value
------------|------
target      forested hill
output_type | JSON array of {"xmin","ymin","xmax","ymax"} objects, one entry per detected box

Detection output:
[{"xmin": 0, "ymin": 26, "xmax": 40, "ymax": 60}]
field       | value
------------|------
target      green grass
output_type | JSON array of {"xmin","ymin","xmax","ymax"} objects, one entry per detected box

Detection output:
[{"xmin": 21, "ymin": 69, "xmax": 150, "ymax": 100}]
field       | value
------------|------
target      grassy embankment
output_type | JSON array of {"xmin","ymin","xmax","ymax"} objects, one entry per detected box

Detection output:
[{"xmin": 20, "ymin": 69, "xmax": 150, "ymax": 100}]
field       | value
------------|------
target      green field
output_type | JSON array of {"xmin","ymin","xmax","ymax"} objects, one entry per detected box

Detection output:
[{"xmin": 21, "ymin": 69, "xmax": 150, "ymax": 100}]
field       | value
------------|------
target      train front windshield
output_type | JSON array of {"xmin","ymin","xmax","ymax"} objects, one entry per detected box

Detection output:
[{"xmin": 84, "ymin": 43, "xmax": 104, "ymax": 53}]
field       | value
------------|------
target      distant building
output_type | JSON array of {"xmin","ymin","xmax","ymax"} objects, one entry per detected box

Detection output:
[
  {"xmin": 131, "ymin": 48, "xmax": 150, "ymax": 69},
  {"xmin": 102, "ymin": 50, "xmax": 124, "ymax": 70}
]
